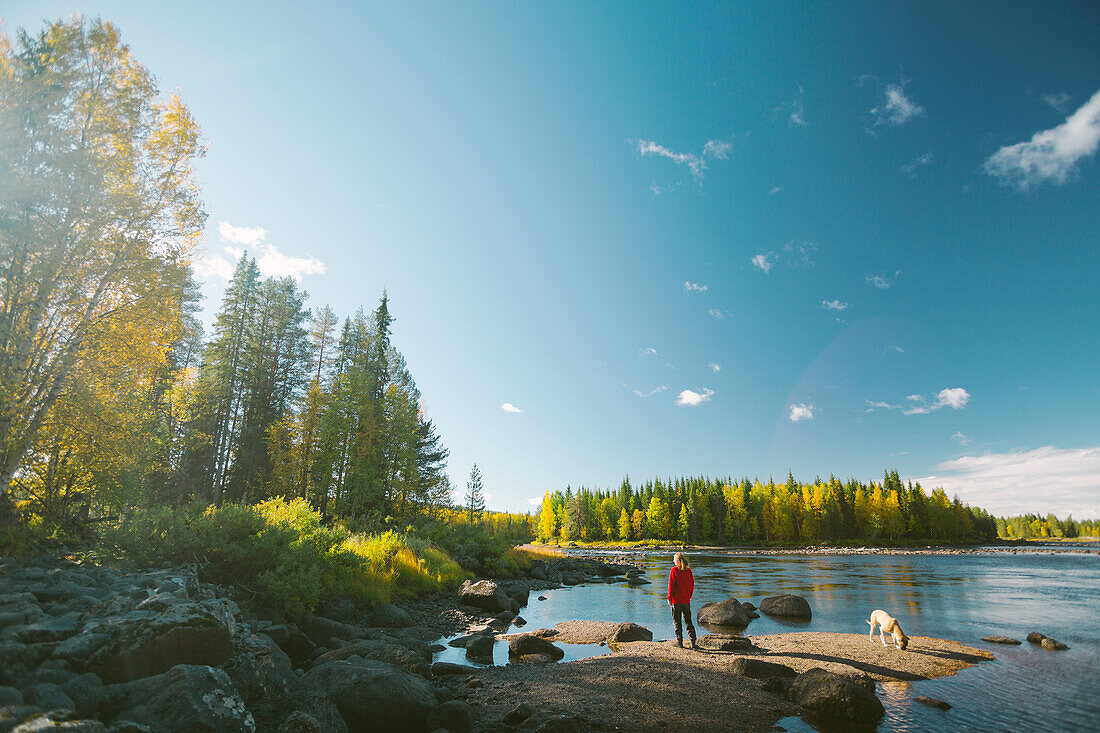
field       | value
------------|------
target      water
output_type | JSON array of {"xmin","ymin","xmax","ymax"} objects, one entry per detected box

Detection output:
[{"xmin": 434, "ymin": 549, "xmax": 1100, "ymax": 732}]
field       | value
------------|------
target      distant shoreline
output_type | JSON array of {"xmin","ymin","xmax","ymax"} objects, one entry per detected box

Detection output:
[{"xmin": 523, "ymin": 542, "xmax": 1100, "ymax": 557}]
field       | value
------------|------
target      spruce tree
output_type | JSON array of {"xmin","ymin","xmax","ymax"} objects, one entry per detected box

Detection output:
[{"xmin": 465, "ymin": 464, "xmax": 485, "ymax": 521}]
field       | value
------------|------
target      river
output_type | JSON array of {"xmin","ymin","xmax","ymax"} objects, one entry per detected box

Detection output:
[{"xmin": 434, "ymin": 549, "xmax": 1100, "ymax": 732}]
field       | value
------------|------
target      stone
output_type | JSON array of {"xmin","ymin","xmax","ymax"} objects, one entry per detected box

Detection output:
[
  {"xmin": 303, "ymin": 617, "xmax": 361, "ymax": 647},
  {"xmin": 430, "ymin": 662, "xmax": 469, "ymax": 677},
  {"xmin": 318, "ymin": 597, "xmax": 357, "ymax": 624},
  {"xmin": 789, "ymin": 668, "xmax": 884, "ymax": 723},
  {"xmin": 298, "ymin": 659, "xmax": 436, "ymax": 733},
  {"xmin": 134, "ymin": 594, "xmax": 182, "ymax": 613},
  {"xmin": 514, "ymin": 654, "xmax": 555, "ymax": 663},
  {"xmin": 537, "ymin": 596, "xmax": 547, "ymax": 601},
  {"xmin": 695, "ymin": 635, "xmax": 753, "ymax": 652},
  {"xmin": 503, "ymin": 703, "xmax": 536, "ymax": 725},
  {"xmin": 367, "ymin": 604, "xmax": 412, "ymax": 629},
  {"xmin": 456, "ymin": 580, "xmax": 510, "ymax": 614},
  {"xmin": 425, "ymin": 701, "xmax": 474, "ymax": 733},
  {"xmin": 59, "ymin": 674, "xmax": 103, "ymax": 717},
  {"xmin": 759, "ymin": 594, "xmax": 812, "ymax": 620},
  {"xmin": 507, "ymin": 634, "xmax": 565, "ymax": 660},
  {"xmin": 310, "ymin": 639, "xmax": 431, "ymax": 676},
  {"xmin": 516, "ymin": 712, "xmax": 583, "ymax": 733},
  {"xmin": 100, "ymin": 664, "xmax": 254, "ymax": 732},
  {"xmin": 277, "ymin": 630, "xmax": 316, "ymax": 669},
  {"xmin": 248, "ymin": 689, "xmax": 347, "ymax": 733},
  {"xmin": 513, "ymin": 616, "xmax": 527, "ymax": 628},
  {"xmin": 222, "ymin": 632, "xmax": 295, "ymax": 703},
  {"xmin": 915, "ymin": 696, "xmax": 952, "ymax": 710},
  {"xmin": 1041, "ymin": 637, "xmax": 1068, "ymax": 651},
  {"xmin": 982, "ymin": 635, "xmax": 1021, "ymax": 645},
  {"xmin": 10, "ymin": 713, "xmax": 107, "ymax": 732},
  {"xmin": 89, "ymin": 601, "xmax": 237, "ymax": 683},
  {"xmin": 697, "ymin": 597, "xmax": 750, "ymax": 627},
  {"xmin": 0, "ymin": 706, "xmax": 44, "ymax": 731},
  {"xmin": 1026, "ymin": 632, "xmax": 1045, "ymax": 644},
  {"xmin": 21, "ymin": 684, "xmax": 73, "ymax": 712},
  {"xmin": 760, "ymin": 677, "xmax": 791, "ymax": 695},
  {"xmin": 0, "ymin": 689, "xmax": 21, "ymax": 707},
  {"xmin": 730, "ymin": 658, "xmax": 795, "ymax": 679},
  {"xmin": 16, "ymin": 614, "xmax": 82, "ymax": 644},
  {"xmin": 606, "ymin": 623, "xmax": 652, "ymax": 643},
  {"xmin": 741, "ymin": 602, "xmax": 756, "ymax": 611},
  {"xmin": 51, "ymin": 634, "xmax": 111, "ymax": 666},
  {"xmin": 465, "ymin": 633, "xmax": 495, "ymax": 659}
]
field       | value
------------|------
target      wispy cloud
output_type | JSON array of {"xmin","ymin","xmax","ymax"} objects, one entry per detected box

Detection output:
[
  {"xmin": 985, "ymin": 88, "xmax": 1100, "ymax": 190},
  {"xmin": 871, "ymin": 82, "xmax": 925, "ymax": 127},
  {"xmin": 649, "ymin": 181, "xmax": 681, "ymax": 196},
  {"xmin": 1043, "ymin": 92, "xmax": 1071, "ymax": 114},
  {"xmin": 789, "ymin": 403, "xmax": 815, "ymax": 422},
  {"xmin": 198, "ymin": 222, "xmax": 327, "ymax": 283},
  {"xmin": 822, "ymin": 299, "xmax": 849, "ymax": 311},
  {"xmin": 868, "ymin": 387, "xmax": 970, "ymax": 415},
  {"xmin": 866, "ymin": 270, "xmax": 901, "ymax": 289},
  {"xmin": 501, "ymin": 402, "xmax": 523, "ymax": 414},
  {"xmin": 917, "ymin": 446, "xmax": 1100, "ymax": 518},
  {"xmin": 638, "ymin": 347, "xmax": 658, "ymax": 357},
  {"xmin": 683, "ymin": 280, "xmax": 708, "ymax": 293},
  {"xmin": 634, "ymin": 137, "xmax": 732, "ymax": 184},
  {"xmin": 782, "ymin": 240, "xmax": 817, "ymax": 268},
  {"xmin": 707, "ymin": 362, "xmax": 721, "ymax": 373},
  {"xmin": 751, "ymin": 253, "xmax": 775, "ymax": 273},
  {"xmin": 772, "ymin": 87, "xmax": 809, "ymax": 128},
  {"xmin": 901, "ymin": 152, "xmax": 934, "ymax": 176},
  {"xmin": 708, "ymin": 308, "xmax": 730, "ymax": 319},
  {"xmin": 633, "ymin": 385, "xmax": 669, "ymax": 398},
  {"xmin": 767, "ymin": 186, "xmax": 785, "ymax": 196},
  {"xmin": 527, "ymin": 497, "xmax": 543, "ymax": 506},
  {"xmin": 951, "ymin": 430, "xmax": 972, "ymax": 446},
  {"xmin": 676, "ymin": 388, "xmax": 714, "ymax": 406}
]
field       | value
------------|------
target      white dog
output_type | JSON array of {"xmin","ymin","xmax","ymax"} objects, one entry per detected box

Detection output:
[{"xmin": 867, "ymin": 609, "xmax": 909, "ymax": 650}]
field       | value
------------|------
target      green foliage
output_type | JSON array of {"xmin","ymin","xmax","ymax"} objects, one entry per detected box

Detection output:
[{"xmin": 98, "ymin": 497, "xmax": 466, "ymax": 617}]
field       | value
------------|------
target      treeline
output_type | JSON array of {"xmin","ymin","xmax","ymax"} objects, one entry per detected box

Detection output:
[
  {"xmin": 0, "ymin": 19, "xmax": 455, "ymax": 539},
  {"xmin": 997, "ymin": 514, "xmax": 1099, "ymax": 540},
  {"xmin": 537, "ymin": 471, "xmax": 998, "ymax": 545}
]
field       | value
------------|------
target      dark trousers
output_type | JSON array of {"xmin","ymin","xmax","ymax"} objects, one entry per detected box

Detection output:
[{"xmin": 672, "ymin": 603, "xmax": 696, "ymax": 642}]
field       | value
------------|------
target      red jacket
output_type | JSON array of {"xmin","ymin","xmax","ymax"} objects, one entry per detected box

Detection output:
[{"xmin": 666, "ymin": 566, "xmax": 694, "ymax": 605}]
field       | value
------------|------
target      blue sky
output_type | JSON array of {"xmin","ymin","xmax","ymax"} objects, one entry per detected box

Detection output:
[{"xmin": 6, "ymin": 1, "xmax": 1099, "ymax": 517}]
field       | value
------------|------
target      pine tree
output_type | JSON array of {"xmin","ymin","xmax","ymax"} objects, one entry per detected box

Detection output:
[{"xmin": 465, "ymin": 464, "xmax": 485, "ymax": 521}]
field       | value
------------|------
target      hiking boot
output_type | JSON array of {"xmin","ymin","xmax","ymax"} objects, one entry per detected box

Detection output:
[
  {"xmin": 676, "ymin": 639, "xmax": 684, "ymax": 648},
  {"xmin": 690, "ymin": 639, "xmax": 699, "ymax": 650}
]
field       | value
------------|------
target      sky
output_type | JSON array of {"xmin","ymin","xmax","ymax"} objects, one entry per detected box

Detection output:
[{"xmin": 5, "ymin": 1, "xmax": 1099, "ymax": 518}]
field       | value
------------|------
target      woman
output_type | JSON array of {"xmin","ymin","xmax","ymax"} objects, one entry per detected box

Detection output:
[{"xmin": 666, "ymin": 552, "xmax": 697, "ymax": 649}]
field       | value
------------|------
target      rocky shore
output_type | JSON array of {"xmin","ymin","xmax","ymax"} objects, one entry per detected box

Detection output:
[{"xmin": 0, "ymin": 551, "xmax": 999, "ymax": 732}]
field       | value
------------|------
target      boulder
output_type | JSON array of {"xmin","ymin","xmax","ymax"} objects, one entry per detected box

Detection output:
[
  {"xmin": 456, "ymin": 581, "xmax": 510, "ymax": 614},
  {"xmin": 982, "ymin": 635, "xmax": 1021, "ymax": 645},
  {"xmin": 595, "ymin": 564, "xmax": 628, "ymax": 577},
  {"xmin": 514, "ymin": 616, "xmax": 527, "ymax": 628},
  {"xmin": 1041, "ymin": 637, "xmax": 1068, "ymax": 651},
  {"xmin": 513, "ymin": 653, "xmax": 556, "ymax": 664},
  {"xmin": 311, "ymin": 639, "xmax": 430, "ymax": 676},
  {"xmin": 464, "ymin": 633, "xmax": 495, "ymax": 659},
  {"xmin": 606, "ymin": 623, "xmax": 652, "ymax": 643},
  {"xmin": 0, "ymin": 706, "xmax": 44, "ymax": 730},
  {"xmin": 9, "ymin": 713, "xmax": 107, "ymax": 732},
  {"xmin": 303, "ymin": 617, "xmax": 361, "ymax": 647},
  {"xmin": 915, "ymin": 696, "xmax": 952, "ymax": 710},
  {"xmin": 222, "ymin": 632, "xmax": 295, "ymax": 703},
  {"xmin": 426, "ymin": 701, "xmax": 473, "ymax": 733},
  {"xmin": 503, "ymin": 703, "xmax": 536, "ymax": 725},
  {"xmin": 298, "ymin": 658, "xmax": 437, "ymax": 733},
  {"xmin": 100, "ymin": 664, "xmax": 255, "ymax": 732},
  {"xmin": 759, "ymin": 594, "xmax": 812, "ymax": 620},
  {"xmin": 16, "ymin": 614, "xmax": 82, "ymax": 644},
  {"xmin": 0, "ymin": 687, "xmax": 21, "ymax": 706},
  {"xmin": 89, "ymin": 601, "xmax": 237, "ymax": 683},
  {"xmin": 21, "ymin": 683, "xmax": 74, "ymax": 712},
  {"xmin": 430, "ymin": 662, "xmax": 469, "ymax": 677},
  {"xmin": 58, "ymin": 674, "xmax": 102, "ymax": 717},
  {"xmin": 697, "ymin": 597, "xmax": 750, "ymax": 627},
  {"xmin": 741, "ymin": 603, "xmax": 760, "ymax": 619},
  {"xmin": 695, "ymin": 635, "xmax": 753, "ymax": 652},
  {"xmin": 248, "ymin": 689, "xmax": 347, "ymax": 733},
  {"xmin": 51, "ymin": 633, "xmax": 111, "ymax": 667},
  {"xmin": 789, "ymin": 668, "xmax": 884, "ymax": 723},
  {"xmin": 277, "ymin": 629, "xmax": 316, "ymax": 669},
  {"xmin": 729, "ymin": 658, "xmax": 796, "ymax": 679},
  {"xmin": 508, "ymin": 634, "xmax": 565, "ymax": 660},
  {"xmin": 367, "ymin": 604, "xmax": 412, "ymax": 629}
]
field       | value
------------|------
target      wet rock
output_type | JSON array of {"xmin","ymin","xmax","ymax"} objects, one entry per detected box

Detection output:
[
  {"xmin": 730, "ymin": 658, "xmax": 796, "ymax": 679},
  {"xmin": 100, "ymin": 664, "xmax": 254, "ymax": 732},
  {"xmin": 915, "ymin": 696, "xmax": 952, "ymax": 710},
  {"xmin": 982, "ymin": 635, "xmax": 1021, "ymax": 645},
  {"xmin": 1027, "ymin": 632, "xmax": 1069, "ymax": 650},
  {"xmin": 507, "ymin": 634, "xmax": 564, "ymax": 660},
  {"xmin": 537, "ymin": 596, "xmax": 547, "ymax": 601},
  {"xmin": 606, "ymin": 623, "xmax": 652, "ymax": 643},
  {"xmin": 456, "ymin": 581, "xmax": 510, "ymax": 614},
  {"xmin": 514, "ymin": 653, "xmax": 556, "ymax": 663},
  {"xmin": 760, "ymin": 594, "xmax": 812, "ymax": 620},
  {"xmin": 298, "ymin": 658, "xmax": 436, "ymax": 733},
  {"xmin": 426, "ymin": 701, "xmax": 473, "ymax": 733},
  {"xmin": 513, "ymin": 616, "xmax": 527, "ymax": 628},
  {"xmin": 789, "ymin": 668, "xmax": 884, "ymax": 723},
  {"xmin": 465, "ymin": 633, "xmax": 495, "ymax": 659},
  {"xmin": 367, "ymin": 604, "xmax": 412, "ymax": 629},
  {"xmin": 697, "ymin": 597, "xmax": 750, "ymax": 627}
]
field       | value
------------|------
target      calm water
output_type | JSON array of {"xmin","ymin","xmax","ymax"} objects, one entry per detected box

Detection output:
[{"xmin": 435, "ymin": 550, "xmax": 1100, "ymax": 732}]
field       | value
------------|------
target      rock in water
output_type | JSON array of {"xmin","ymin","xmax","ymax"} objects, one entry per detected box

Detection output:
[
  {"xmin": 299, "ymin": 658, "xmax": 437, "ymax": 733},
  {"xmin": 507, "ymin": 634, "xmax": 565, "ymax": 660},
  {"xmin": 457, "ymin": 580, "xmax": 511, "ymax": 613},
  {"xmin": 759, "ymin": 594, "xmax": 812, "ymax": 620},
  {"xmin": 982, "ymin": 635, "xmax": 1021, "ymax": 645},
  {"xmin": 696, "ymin": 597, "xmax": 750, "ymax": 627},
  {"xmin": 915, "ymin": 696, "xmax": 952, "ymax": 710},
  {"xmin": 789, "ymin": 668, "xmax": 884, "ymax": 723},
  {"xmin": 1028, "ymin": 632, "xmax": 1069, "ymax": 650}
]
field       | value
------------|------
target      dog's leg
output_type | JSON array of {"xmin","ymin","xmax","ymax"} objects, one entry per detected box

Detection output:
[
  {"xmin": 880, "ymin": 628, "xmax": 888, "ymax": 647},
  {"xmin": 868, "ymin": 620, "xmax": 875, "ymax": 644}
]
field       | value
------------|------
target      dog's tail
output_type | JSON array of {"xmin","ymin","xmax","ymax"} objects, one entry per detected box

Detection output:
[{"xmin": 867, "ymin": 618, "xmax": 874, "ymax": 627}]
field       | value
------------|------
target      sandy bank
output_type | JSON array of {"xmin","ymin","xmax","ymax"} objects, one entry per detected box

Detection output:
[{"xmin": 461, "ymin": 631, "xmax": 992, "ymax": 732}]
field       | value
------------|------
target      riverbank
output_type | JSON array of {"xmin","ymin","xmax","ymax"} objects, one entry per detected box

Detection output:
[{"xmin": 524, "ymin": 542, "xmax": 1100, "ymax": 557}]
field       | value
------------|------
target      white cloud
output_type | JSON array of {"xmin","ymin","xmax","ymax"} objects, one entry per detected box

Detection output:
[
  {"xmin": 683, "ymin": 280, "xmax": 708, "ymax": 293},
  {"xmin": 866, "ymin": 270, "xmax": 901, "ymax": 289},
  {"xmin": 197, "ymin": 222, "xmax": 327, "ymax": 284},
  {"xmin": 707, "ymin": 362, "xmax": 721, "ymax": 373},
  {"xmin": 767, "ymin": 186, "xmax": 785, "ymax": 196},
  {"xmin": 789, "ymin": 403, "xmax": 814, "ymax": 422},
  {"xmin": 865, "ymin": 400, "xmax": 899, "ymax": 412},
  {"xmin": 675, "ymin": 388, "xmax": 714, "ymax": 406},
  {"xmin": 901, "ymin": 152, "xmax": 934, "ymax": 176},
  {"xmin": 751, "ymin": 252, "xmax": 775, "ymax": 273},
  {"xmin": 902, "ymin": 387, "xmax": 971, "ymax": 415},
  {"xmin": 822, "ymin": 299, "xmax": 849, "ymax": 311},
  {"xmin": 708, "ymin": 308, "xmax": 730, "ymax": 319},
  {"xmin": 951, "ymin": 430, "xmax": 972, "ymax": 446},
  {"xmin": 872, "ymin": 83, "xmax": 925, "ymax": 126},
  {"xmin": 633, "ymin": 385, "xmax": 668, "ymax": 398},
  {"xmin": 985, "ymin": 88, "xmax": 1100, "ymax": 190},
  {"xmin": 638, "ymin": 346, "xmax": 658, "ymax": 357},
  {"xmin": 501, "ymin": 403, "xmax": 523, "ymax": 414},
  {"xmin": 917, "ymin": 446, "xmax": 1100, "ymax": 518},
  {"xmin": 782, "ymin": 240, "xmax": 818, "ymax": 268},
  {"xmin": 634, "ymin": 137, "xmax": 732, "ymax": 183},
  {"xmin": 218, "ymin": 222, "xmax": 267, "ymax": 246}
]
